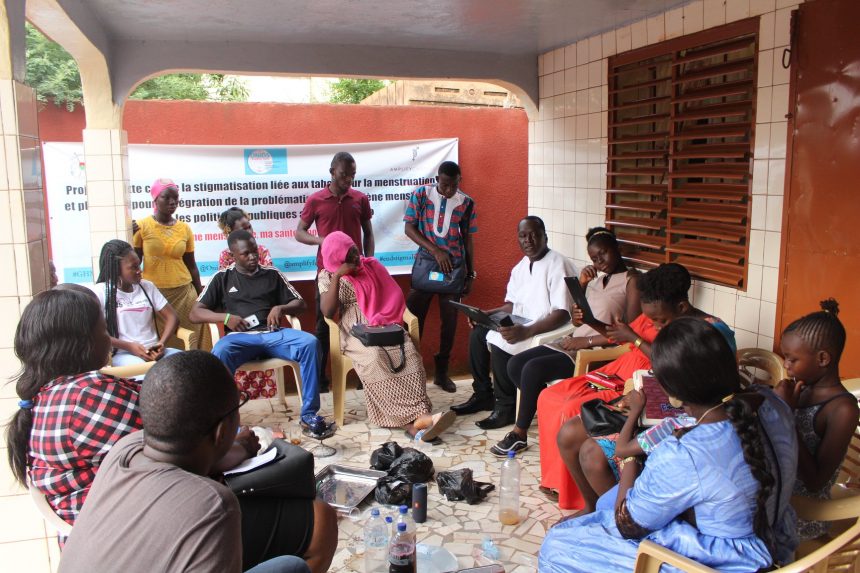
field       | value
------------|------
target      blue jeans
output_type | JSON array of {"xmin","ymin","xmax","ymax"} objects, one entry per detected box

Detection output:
[
  {"xmin": 212, "ymin": 329, "xmax": 321, "ymax": 417},
  {"xmin": 245, "ymin": 555, "xmax": 310, "ymax": 573}
]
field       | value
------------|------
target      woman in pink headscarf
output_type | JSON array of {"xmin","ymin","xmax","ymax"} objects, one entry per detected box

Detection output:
[{"xmin": 319, "ymin": 232, "xmax": 454, "ymax": 441}]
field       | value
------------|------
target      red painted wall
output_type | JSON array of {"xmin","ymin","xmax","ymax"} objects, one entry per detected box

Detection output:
[{"xmin": 38, "ymin": 101, "xmax": 528, "ymax": 376}]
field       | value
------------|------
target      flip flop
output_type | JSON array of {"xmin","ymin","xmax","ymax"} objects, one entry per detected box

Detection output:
[
  {"xmin": 404, "ymin": 430, "xmax": 442, "ymax": 445},
  {"xmin": 421, "ymin": 410, "xmax": 456, "ymax": 442}
]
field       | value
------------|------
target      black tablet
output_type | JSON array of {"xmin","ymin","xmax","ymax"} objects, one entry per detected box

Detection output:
[{"xmin": 564, "ymin": 276, "xmax": 603, "ymax": 326}]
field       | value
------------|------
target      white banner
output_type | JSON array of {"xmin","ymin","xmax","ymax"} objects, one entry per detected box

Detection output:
[{"xmin": 44, "ymin": 138, "xmax": 458, "ymax": 284}]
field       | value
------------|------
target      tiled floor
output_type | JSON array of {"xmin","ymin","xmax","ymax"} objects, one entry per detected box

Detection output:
[
  {"xmin": 240, "ymin": 377, "xmax": 572, "ymax": 573},
  {"xmin": 1, "ymin": 377, "xmax": 571, "ymax": 572}
]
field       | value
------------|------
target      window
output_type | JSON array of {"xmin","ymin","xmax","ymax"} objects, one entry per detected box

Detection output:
[{"xmin": 606, "ymin": 19, "xmax": 759, "ymax": 288}]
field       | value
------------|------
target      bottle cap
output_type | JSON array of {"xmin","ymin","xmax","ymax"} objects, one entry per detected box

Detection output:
[
  {"xmin": 385, "ymin": 516, "xmax": 393, "ymax": 523},
  {"xmin": 397, "ymin": 522, "xmax": 407, "ymax": 532},
  {"xmin": 370, "ymin": 508, "xmax": 380, "ymax": 517},
  {"xmin": 507, "ymin": 450, "xmax": 516, "ymax": 458},
  {"xmin": 399, "ymin": 505, "xmax": 408, "ymax": 514}
]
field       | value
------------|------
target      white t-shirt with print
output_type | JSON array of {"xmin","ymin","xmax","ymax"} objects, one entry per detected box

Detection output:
[{"xmin": 94, "ymin": 280, "xmax": 168, "ymax": 349}]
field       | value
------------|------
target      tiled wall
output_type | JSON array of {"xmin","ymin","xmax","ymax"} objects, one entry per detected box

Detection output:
[
  {"xmin": 530, "ymin": 0, "xmax": 800, "ymax": 351},
  {"xmin": 0, "ymin": 80, "xmax": 61, "ymax": 571}
]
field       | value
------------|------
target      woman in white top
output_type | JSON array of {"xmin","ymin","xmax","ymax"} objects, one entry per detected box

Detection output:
[
  {"xmin": 95, "ymin": 240, "xmax": 181, "ymax": 367},
  {"xmin": 490, "ymin": 227, "xmax": 641, "ymax": 457}
]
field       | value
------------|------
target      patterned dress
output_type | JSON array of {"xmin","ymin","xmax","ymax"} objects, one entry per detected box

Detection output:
[
  {"xmin": 318, "ymin": 270, "xmax": 432, "ymax": 427},
  {"xmin": 793, "ymin": 392, "xmax": 857, "ymax": 540}
]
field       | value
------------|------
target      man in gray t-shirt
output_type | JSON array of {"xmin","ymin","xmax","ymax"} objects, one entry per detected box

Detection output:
[{"xmin": 60, "ymin": 352, "xmax": 314, "ymax": 573}]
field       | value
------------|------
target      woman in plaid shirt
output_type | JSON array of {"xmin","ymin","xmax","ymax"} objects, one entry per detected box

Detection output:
[{"xmin": 6, "ymin": 287, "xmax": 142, "ymax": 526}]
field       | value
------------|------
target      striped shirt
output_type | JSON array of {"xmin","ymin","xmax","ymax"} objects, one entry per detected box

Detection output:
[{"xmin": 403, "ymin": 185, "xmax": 477, "ymax": 259}]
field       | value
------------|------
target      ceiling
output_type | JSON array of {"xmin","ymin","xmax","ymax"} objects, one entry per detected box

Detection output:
[{"xmin": 36, "ymin": 0, "xmax": 691, "ymax": 107}]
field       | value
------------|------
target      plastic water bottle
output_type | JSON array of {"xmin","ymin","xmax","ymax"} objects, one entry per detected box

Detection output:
[
  {"xmin": 364, "ymin": 508, "xmax": 389, "ymax": 573},
  {"xmin": 396, "ymin": 504, "xmax": 416, "ymax": 535},
  {"xmin": 388, "ymin": 522, "xmax": 416, "ymax": 573},
  {"xmin": 498, "ymin": 451, "xmax": 521, "ymax": 525}
]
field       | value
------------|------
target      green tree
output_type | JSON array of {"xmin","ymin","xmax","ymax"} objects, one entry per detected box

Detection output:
[
  {"xmin": 25, "ymin": 24, "xmax": 248, "ymax": 110},
  {"xmin": 328, "ymin": 78, "xmax": 386, "ymax": 104}
]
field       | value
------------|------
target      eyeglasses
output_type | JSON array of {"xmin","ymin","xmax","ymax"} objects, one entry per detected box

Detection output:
[{"xmin": 206, "ymin": 391, "xmax": 250, "ymax": 435}]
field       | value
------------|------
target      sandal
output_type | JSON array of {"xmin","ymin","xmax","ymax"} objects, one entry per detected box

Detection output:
[
  {"xmin": 539, "ymin": 486, "xmax": 559, "ymax": 500},
  {"xmin": 420, "ymin": 410, "xmax": 456, "ymax": 442}
]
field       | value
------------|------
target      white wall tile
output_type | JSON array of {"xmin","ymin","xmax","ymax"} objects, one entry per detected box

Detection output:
[
  {"xmin": 736, "ymin": 297, "xmax": 762, "ymax": 333},
  {"xmin": 757, "ymin": 335, "xmax": 775, "ymax": 351},
  {"xmin": 749, "ymin": 229, "xmax": 765, "ymax": 266},
  {"xmin": 761, "ymin": 265, "xmax": 779, "ymax": 303},
  {"xmin": 616, "ymin": 25, "xmax": 632, "ymax": 53},
  {"xmin": 588, "ymin": 61, "xmax": 601, "ymax": 88},
  {"xmin": 545, "ymin": 50, "xmax": 555, "ymax": 74},
  {"xmin": 765, "ymin": 195, "xmax": 783, "ymax": 232},
  {"xmin": 726, "ymin": 0, "xmax": 750, "ymax": 22},
  {"xmin": 588, "ymin": 87, "xmax": 601, "ymax": 113},
  {"xmin": 758, "ymin": 49, "xmax": 774, "ymax": 88},
  {"xmin": 759, "ymin": 11, "xmax": 775, "ymax": 50},
  {"xmin": 776, "ymin": 0, "xmax": 799, "ymax": 8},
  {"xmin": 692, "ymin": 284, "xmax": 716, "ymax": 314},
  {"xmin": 576, "ymin": 115, "xmax": 588, "ymax": 140},
  {"xmin": 576, "ymin": 65, "xmax": 588, "ymax": 90},
  {"xmin": 666, "ymin": 7, "xmax": 684, "ymax": 39},
  {"xmin": 588, "ymin": 114, "xmax": 601, "ymax": 138},
  {"xmin": 746, "ymin": 263, "xmax": 763, "ymax": 299},
  {"xmin": 647, "ymin": 14, "xmax": 665, "ymax": 44},
  {"xmin": 553, "ymin": 48, "xmax": 566, "ymax": 71},
  {"xmin": 751, "ymin": 194, "xmax": 766, "ymax": 229},
  {"xmin": 538, "ymin": 54, "xmax": 546, "ymax": 77},
  {"xmin": 564, "ymin": 140, "xmax": 576, "ymax": 163},
  {"xmin": 774, "ymin": 7, "xmax": 793, "ymax": 47},
  {"xmin": 759, "ymin": 301, "xmax": 777, "ymax": 338},
  {"xmin": 631, "ymin": 20, "xmax": 648, "ymax": 49},
  {"xmin": 767, "ymin": 158, "xmax": 786, "ymax": 194},
  {"xmin": 714, "ymin": 290, "xmax": 737, "ymax": 327},
  {"xmin": 752, "ymin": 159, "xmax": 769, "ymax": 194},
  {"xmin": 564, "ymin": 69, "xmax": 576, "ymax": 94},
  {"xmin": 750, "ymin": 0, "xmax": 776, "ymax": 16},
  {"xmin": 735, "ymin": 328, "xmax": 760, "ymax": 350},
  {"xmin": 575, "ymin": 89, "xmax": 589, "ymax": 116},
  {"xmin": 564, "ymin": 117, "xmax": 576, "ymax": 141},
  {"xmin": 757, "ymin": 86, "xmax": 773, "ymax": 126},
  {"xmin": 577, "ymin": 40, "xmax": 589, "ymax": 66},
  {"xmin": 763, "ymin": 231, "xmax": 781, "ymax": 268},
  {"xmin": 602, "ymin": 31, "xmax": 617, "ymax": 57},
  {"xmin": 564, "ymin": 91, "xmax": 576, "ymax": 116},
  {"xmin": 772, "ymin": 50, "xmax": 791, "ymax": 85},
  {"xmin": 553, "ymin": 97, "xmax": 565, "ymax": 121},
  {"xmin": 554, "ymin": 71, "xmax": 565, "ymax": 96},
  {"xmin": 684, "ymin": 0, "xmax": 705, "ymax": 34},
  {"xmin": 589, "ymin": 35, "xmax": 602, "ymax": 62},
  {"xmin": 703, "ymin": 0, "xmax": 727, "ymax": 27},
  {"xmin": 754, "ymin": 124, "xmax": 771, "ymax": 160}
]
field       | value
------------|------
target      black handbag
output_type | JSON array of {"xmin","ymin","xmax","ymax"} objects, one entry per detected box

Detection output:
[
  {"xmin": 224, "ymin": 438, "xmax": 316, "ymax": 498},
  {"xmin": 410, "ymin": 200, "xmax": 473, "ymax": 294},
  {"xmin": 580, "ymin": 396, "xmax": 629, "ymax": 437},
  {"xmin": 350, "ymin": 323, "xmax": 407, "ymax": 373},
  {"xmin": 410, "ymin": 248, "xmax": 467, "ymax": 294}
]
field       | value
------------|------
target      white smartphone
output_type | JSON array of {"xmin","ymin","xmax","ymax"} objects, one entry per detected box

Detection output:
[{"xmin": 243, "ymin": 314, "xmax": 260, "ymax": 329}]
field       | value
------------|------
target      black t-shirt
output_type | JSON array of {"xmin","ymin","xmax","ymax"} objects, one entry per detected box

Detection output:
[{"xmin": 198, "ymin": 266, "xmax": 301, "ymax": 332}]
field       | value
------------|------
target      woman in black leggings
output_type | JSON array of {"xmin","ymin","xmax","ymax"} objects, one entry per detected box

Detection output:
[{"xmin": 489, "ymin": 227, "xmax": 640, "ymax": 457}]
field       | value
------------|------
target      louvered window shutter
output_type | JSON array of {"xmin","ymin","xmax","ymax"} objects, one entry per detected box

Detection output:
[{"xmin": 607, "ymin": 19, "xmax": 758, "ymax": 288}]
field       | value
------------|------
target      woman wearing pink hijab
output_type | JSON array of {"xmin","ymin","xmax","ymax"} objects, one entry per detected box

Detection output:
[{"xmin": 319, "ymin": 232, "xmax": 455, "ymax": 441}]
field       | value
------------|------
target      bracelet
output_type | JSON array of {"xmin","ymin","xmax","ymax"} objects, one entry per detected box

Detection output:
[
  {"xmin": 634, "ymin": 337, "xmax": 643, "ymax": 348},
  {"xmin": 587, "ymin": 335, "xmax": 594, "ymax": 346},
  {"xmin": 621, "ymin": 456, "xmax": 642, "ymax": 471},
  {"xmin": 224, "ymin": 313, "xmax": 231, "ymax": 326}
]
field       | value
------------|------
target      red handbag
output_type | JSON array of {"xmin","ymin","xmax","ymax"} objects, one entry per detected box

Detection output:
[{"xmin": 585, "ymin": 371, "xmax": 625, "ymax": 392}]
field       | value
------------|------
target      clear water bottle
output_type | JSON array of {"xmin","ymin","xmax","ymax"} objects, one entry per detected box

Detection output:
[
  {"xmin": 364, "ymin": 508, "xmax": 389, "ymax": 573},
  {"xmin": 498, "ymin": 451, "xmax": 521, "ymax": 525},
  {"xmin": 396, "ymin": 504, "xmax": 416, "ymax": 535},
  {"xmin": 388, "ymin": 522, "xmax": 416, "ymax": 573}
]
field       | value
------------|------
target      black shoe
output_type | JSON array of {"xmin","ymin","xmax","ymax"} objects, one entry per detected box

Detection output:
[
  {"xmin": 490, "ymin": 431, "xmax": 529, "ymax": 456},
  {"xmin": 451, "ymin": 393, "xmax": 495, "ymax": 415},
  {"xmin": 476, "ymin": 409, "xmax": 515, "ymax": 430},
  {"xmin": 433, "ymin": 376, "xmax": 457, "ymax": 393}
]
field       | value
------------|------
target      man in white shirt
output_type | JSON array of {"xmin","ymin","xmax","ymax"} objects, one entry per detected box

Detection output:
[{"xmin": 452, "ymin": 216, "xmax": 576, "ymax": 429}]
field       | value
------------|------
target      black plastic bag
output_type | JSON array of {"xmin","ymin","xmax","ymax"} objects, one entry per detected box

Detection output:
[
  {"xmin": 388, "ymin": 448, "xmax": 434, "ymax": 483},
  {"xmin": 374, "ymin": 476, "xmax": 412, "ymax": 505},
  {"xmin": 370, "ymin": 441, "xmax": 404, "ymax": 471},
  {"xmin": 435, "ymin": 468, "xmax": 495, "ymax": 505}
]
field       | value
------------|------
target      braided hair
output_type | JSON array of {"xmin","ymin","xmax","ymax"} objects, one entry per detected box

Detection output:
[
  {"xmin": 784, "ymin": 298, "xmax": 845, "ymax": 362},
  {"xmin": 652, "ymin": 317, "xmax": 776, "ymax": 557},
  {"xmin": 218, "ymin": 207, "xmax": 249, "ymax": 236},
  {"xmin": 96, "ymin": 240, "xmax": 134, "ymax": 339},
  {"xmin": 638, "ymin": 263, "xmax": 691, "ymax": 306}
]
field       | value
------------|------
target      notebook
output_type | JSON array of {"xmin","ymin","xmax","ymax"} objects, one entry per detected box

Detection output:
[{"xmin": 633, "ymin": 369, "xmax": 687, "ymax": 426}]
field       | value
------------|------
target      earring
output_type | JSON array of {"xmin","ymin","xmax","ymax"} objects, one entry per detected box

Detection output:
[{"xmin": 668, "ymin": 395, "xmax": 684, "ymax": 408}]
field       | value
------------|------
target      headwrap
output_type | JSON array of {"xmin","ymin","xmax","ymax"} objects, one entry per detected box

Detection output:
[
  {"xmin": 150, "ymin": 178, "xmax": 179, "ymax": 212},
  {"xmin": 321, "ymin": 231, "xmax": 405, "ymax": 326}
]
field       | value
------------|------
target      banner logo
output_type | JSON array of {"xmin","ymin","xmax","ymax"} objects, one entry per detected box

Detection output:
[{"xmin": 244, "ymin": 148, "xmax": 287, "ymax": 175}]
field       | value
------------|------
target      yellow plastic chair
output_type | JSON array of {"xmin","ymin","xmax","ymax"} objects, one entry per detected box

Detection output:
[
  {"xmin": 29, "ymin": 487, "xmax": 72, "ymax": 537},
  {"xmin": 100, "ymin": 327, "xmax": 196, "ymax": 379},
  {"xmin": 635, "ymin": 516, "xmax": 860, "ymax": 573},
  {"xmin": 208, "ymin": 317, "xmax": 304, "ymax": 412},
  {"xmin": 842, "ymin": 378, "xmax": 860, "ymax": 400},
  {"xmin": 737, "ymin": 347, "xmax": 787, "ymax": 387},
  {"xmin": 572, "ymin": 345, "xmax": 631, "ymax": 377},
  {"xmin": 325, "ymin": 309, "xmax": 420, "ymax": 427}
]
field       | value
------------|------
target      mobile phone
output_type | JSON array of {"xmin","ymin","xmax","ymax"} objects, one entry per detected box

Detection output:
[
  {"xmin": 243, "ymin": 314, "xmax": 260, "ymax": 328},
  {"xmin": 498, "ymin": 315, "xmax": 514, "ymax": 327},
  {"xmin": 147, "ymin": 344, "xmax": 162, "ymax": 352}
]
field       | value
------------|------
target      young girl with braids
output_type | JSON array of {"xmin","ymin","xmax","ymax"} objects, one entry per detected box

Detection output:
[
  {"xmin": 776, "ymin": 299, "xmax": 858, "ymax": 540},
  {"xmin": 95, "ymin": 240, "xmax": 181, "ymax": 367},
  {"xmin": 540, "ymin": 318, "xmax": 779, "ymax": 572},
  {"xmin": 217, "ymin": 207, "xmax": 273, "ymax": 270}
]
